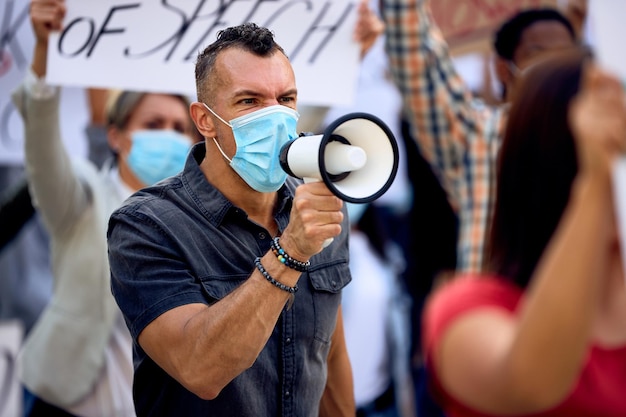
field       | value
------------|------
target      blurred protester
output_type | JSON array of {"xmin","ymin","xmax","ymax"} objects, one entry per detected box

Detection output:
[
  {"xmin": 343, "ymin": 202, "xmax": 415, "ymax": 417},
  {"xmin": 399, "ymin": 117, "xmax": 458, "ymax": 417},
  {"xmin": 383, "ymin": 0, "xmax": 578, "ymax": 274},
  {"xmin": 0, "ymin": 177, "xmax": 37, "ymax": 252},
  {"xmin": 422, "ymin": 49, "xmax": 626, "ymax": 417},
  {"xmin": 383, "ymin": 0, "xmax": 579, "ymax": 414},
  {"xmin": 1, "ymin": 46, "xmax": 112, "ymax": 417},
  {"xmin": 11, "ymin": 1, "xmax": 196, "ymax": 415},
  {"xmin": 321, "ymin": 5, "xmax": 419, "ymax": 390},
  {"xmin": 0, "ymin": 87, "xmax": 110, "ymax": 252}
]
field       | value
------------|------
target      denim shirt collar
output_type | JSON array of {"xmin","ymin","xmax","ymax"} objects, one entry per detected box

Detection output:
[{"xmin": 182, "ymin": 142, "xmax": 295, "ymax": 230}]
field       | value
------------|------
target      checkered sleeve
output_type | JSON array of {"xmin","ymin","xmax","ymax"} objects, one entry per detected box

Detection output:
[{"xmin": 383, "ymin": 0, "xmax": 496, "ymax": 213}]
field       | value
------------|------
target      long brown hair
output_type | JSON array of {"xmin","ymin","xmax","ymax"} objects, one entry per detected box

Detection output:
[{"xmin": 485, "ymin": 49, "xmax": 589, "ymax": 288}]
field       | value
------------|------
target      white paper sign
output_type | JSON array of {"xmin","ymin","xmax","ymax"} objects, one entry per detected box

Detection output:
[
  {"xmin": 0, "ymin": 321, "xmax": 23, "ymax": 417},
  {"xmin": 0, "ymin": 0, "xmax": 90, "ymax": 165},
  {"xmin": 588, "ymin": 0, "xmax": 626, "ymax": 83},
  {"xmin": 47, "ymin": 0, "xmax": 361, "ymax": 106}
]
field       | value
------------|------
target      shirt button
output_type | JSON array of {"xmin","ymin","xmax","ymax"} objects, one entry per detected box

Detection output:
[
  {"xmin": 285, "ymin": 391, "xmax": 291, "ymax": 397},
  {"xmin": 258, "ymin": 232, "xmax": 266, "ymax": 239},
  {"xmin": 285, "ymin": 337, "xmax": 291, "ymax": 344},
  {"xmin": 331, "ymin": 281, "xmax": 337, "ymax": 288}
]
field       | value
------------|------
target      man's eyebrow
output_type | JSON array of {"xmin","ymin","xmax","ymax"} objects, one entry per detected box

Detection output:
[
  {"xmin": 231, "ymin": 89, "xmax": 263, "ymax": 99},
  {"xmin": 230, "ymin": 88, "xmax": 298, "ymax": 99},
  {"xmin": 280, "ymin": 88, "xmax": 298, "ymax": 97}
]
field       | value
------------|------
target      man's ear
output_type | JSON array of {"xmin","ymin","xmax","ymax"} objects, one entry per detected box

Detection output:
[
  {"xmin": 494, "ymin": 56, "xmax": 513, "ymax": 101},
  {"xmin": 190, "ymin": 102, "xmax": 216, "ymax": 139}
]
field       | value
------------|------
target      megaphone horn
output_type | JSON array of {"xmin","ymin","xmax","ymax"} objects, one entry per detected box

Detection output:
[{"xmin": 279, "ymin": 112, "xmax": 399, "ymax": 204}]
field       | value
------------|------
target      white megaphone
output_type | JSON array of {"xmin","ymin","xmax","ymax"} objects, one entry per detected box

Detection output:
[
  {"xmin": 279, "ymin": 112, "xmax": 399, "ymax": 245},
  {"xmin": 280, "ymin": 112, "xmax": 399, "ymax": 203}
]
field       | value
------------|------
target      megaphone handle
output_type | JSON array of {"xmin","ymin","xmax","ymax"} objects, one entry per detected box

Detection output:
[{"xmin": 303, "ymin": 177, "xmax": 334, "ymax": 248}]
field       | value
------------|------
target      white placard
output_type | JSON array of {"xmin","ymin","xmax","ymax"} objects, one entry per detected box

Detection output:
[
  {"xmin": 0, "ymin": 320, "xmax": 23, "ymax": 417},
  {"xmin": 588, "ymin": 0, "xmax": 626, "ymax": 83},
  {"xmin": 47, "ymin": 0, "xmax": 361, "ymax": 107},
  {"xmin": 0, "ymin": 0, "xmax": 89, "ymax": 166}
]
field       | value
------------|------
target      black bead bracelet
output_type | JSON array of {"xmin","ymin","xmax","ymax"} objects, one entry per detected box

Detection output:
[
  {"xmin": 254, "ymin": 257, "xmax": 298, "ymax": 294},
  {"xmin": 270, "ymin": 237, "xmax": 310, "ymax": 272},
  {"xmin": 255, "ymin": 257, "xmax": 297, "ymax": 310}
]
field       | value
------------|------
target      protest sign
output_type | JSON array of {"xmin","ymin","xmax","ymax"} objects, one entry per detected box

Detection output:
[
  {"xmin": 431, "ymin": 0, "xmax": 558, "ymax": 56},
  {"xmin": 47, "ymin": 0, "xmax": 361, "ymax": 107},
  {"xmin": 0, "ymin": 0, "xmax": 89, "ymax": 165}
]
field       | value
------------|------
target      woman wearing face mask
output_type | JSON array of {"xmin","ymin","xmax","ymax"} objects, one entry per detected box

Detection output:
[{"xmin": 10, "ymin": 2, "xmax": 196, "ymax": 416}]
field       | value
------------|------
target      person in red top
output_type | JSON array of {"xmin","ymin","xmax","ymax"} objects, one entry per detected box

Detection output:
[{"xmin": 422, "ymin": 48, "xmax": 626, "ymax": 417}]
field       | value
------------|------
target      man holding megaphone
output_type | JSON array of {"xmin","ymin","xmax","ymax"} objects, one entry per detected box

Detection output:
[{"xmin": 106, "ymin": 14, "xmax": 394, "ymax": 416}]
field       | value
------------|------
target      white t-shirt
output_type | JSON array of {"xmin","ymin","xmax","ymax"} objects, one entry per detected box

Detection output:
[{"xmin": 343, "ymin": 230, "xmax": 394, "ymax": 406}]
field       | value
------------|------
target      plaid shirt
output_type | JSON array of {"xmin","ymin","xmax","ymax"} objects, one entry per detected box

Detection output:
[{"xmin": 384, "ymin": 0, "xmax": 508, "ymax": 273}]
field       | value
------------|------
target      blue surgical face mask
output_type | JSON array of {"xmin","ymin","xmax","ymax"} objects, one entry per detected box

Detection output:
[
  {"xmin": 127, "ymin": 130, "xmax": 191, "ymax": 186},
  {"xmin": 204, "ymin": 104, "xmax": 300, "ymax": 193}
]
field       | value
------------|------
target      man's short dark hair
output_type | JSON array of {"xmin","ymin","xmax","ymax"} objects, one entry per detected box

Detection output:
[
  {"xmin": 195, "ymin": 23, "xmax": 287, "ymax": 103},
  {"xmin": 493, "ymin": 8, "xmax": 576, "ymax": 61}
]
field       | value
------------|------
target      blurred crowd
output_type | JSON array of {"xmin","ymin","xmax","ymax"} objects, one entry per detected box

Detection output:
[{"xmin": 5, "ymin": 0, "xmax": 625, "ymax": 416}]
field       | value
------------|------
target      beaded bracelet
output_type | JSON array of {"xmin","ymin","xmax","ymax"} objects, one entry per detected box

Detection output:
[
  {"xmin": 270, "ymin": 237, "xmax": 310, "ymax": 272},
  {"xmin": 255, "ymin": 257, "xmax": 297, "ymax": 310},
  {"xmin": 255, "ymin": 257, "xmax": 298, "ymax": 294}
]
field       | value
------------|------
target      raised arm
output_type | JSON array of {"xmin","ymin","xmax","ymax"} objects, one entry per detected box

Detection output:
[
  {"xmin": 13, "ymin": 0, "xmax": 92, "ymax": 237},
  {"xmin": 383, "ymin": 0, "xmax": 499, "ymax": 210},
  {"xmin": 353, "ymin": 0, "xmax": 385, "ymax": 59}
]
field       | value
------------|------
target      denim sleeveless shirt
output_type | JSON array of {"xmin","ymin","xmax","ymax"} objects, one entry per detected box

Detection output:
[{"xmin": 108, "ymin": 144, "xmax": 351, "ymax": 417}]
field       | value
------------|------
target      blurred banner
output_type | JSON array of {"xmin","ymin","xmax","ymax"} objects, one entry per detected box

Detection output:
[
  {"xmin": 1, "ymin": 0, "xmax": 361, "ymax": 165},
  {"xmin": 47, "ymin": 0, "xmax": 360, "ymax": 107},
  {"xmin": 432, "ymin": 0, "xmax": 558, "ymax": 56},
  {"xmin": 0, "ymin": 0, "xmax": 89, "ymax": 165}
]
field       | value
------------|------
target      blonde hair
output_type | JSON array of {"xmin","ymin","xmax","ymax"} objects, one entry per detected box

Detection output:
[{"xmin": 105, "ymin": 90, "xmax": 192, "ymax": 130}]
